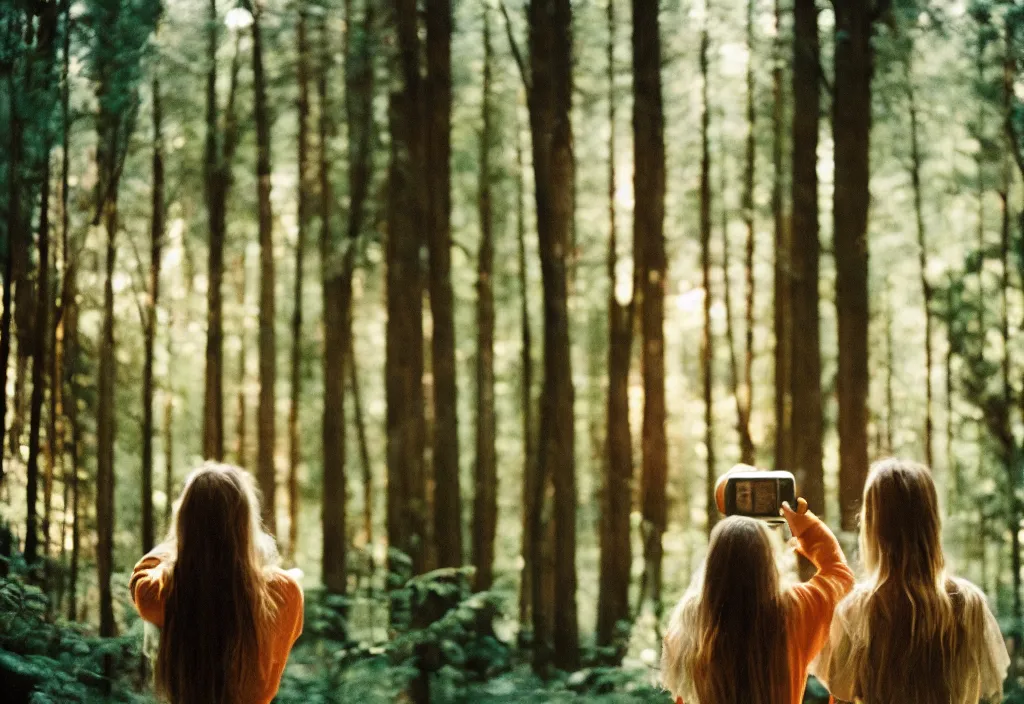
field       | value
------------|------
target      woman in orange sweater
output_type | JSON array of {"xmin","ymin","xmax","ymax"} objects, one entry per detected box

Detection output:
[
  {"xmin": 130, "ymin": 462, "xmax": 303, "ymax": 704},
  {"xmin": 661, "ymin": 480, "xmax": 854, "ymax": 704}
]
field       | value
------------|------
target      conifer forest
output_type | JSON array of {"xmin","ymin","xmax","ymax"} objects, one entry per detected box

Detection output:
[{"xmin": 2, "ymin": 0, "xmax": 1024, "ymax": 700}]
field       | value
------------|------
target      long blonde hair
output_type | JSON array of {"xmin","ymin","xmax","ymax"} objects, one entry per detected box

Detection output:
[
  {"xmin": 851, "ymin": 458, "xmax": 968, "ymax": 703},
  {"xmin": 154, "ymin": 463, "xmax": 278, "ymax": 704},
  {"xmin": 663, "ymin": 516, "xmax": 791, "ymax": 703}
]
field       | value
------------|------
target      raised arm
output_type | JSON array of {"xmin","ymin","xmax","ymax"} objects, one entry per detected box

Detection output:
[{"xmin": 782, "ymin": 501, "xmax": 855, "ymax": 662}]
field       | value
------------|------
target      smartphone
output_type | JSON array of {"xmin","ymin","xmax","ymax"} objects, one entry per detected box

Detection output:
[{"xmin": 722, "ymin": 470, "xmax": 796, "ymax": 523}]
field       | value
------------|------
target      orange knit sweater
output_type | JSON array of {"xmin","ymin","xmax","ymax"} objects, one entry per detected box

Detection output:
[{"xmin": 130, "ymin": 553, "xmax": 304, "ymax": 704}]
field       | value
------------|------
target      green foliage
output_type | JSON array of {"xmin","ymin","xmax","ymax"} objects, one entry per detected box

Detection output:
[{"xmin": 0, "ymin": 569, "xmax": 149, "ymax": 703}]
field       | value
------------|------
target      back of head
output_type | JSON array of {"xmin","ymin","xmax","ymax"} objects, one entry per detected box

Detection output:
[
  {"xmin": 856, "ymin": 459, "xmax": 963, "ymax": 703},
  {"xmin": 156, "ymin": 463, "xmax": 274, "ymax": 704},
  {"xmin": 691, "ymin": 516, "xmax": 790, "ymax": 704}
]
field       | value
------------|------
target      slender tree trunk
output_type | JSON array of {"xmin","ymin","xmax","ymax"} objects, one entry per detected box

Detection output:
[
  {"xmin": 833, "ymin": 0, "xmax": 872, "ymax": 531},
  {"xmin": 25, "ymin": 148, "xmax": 52, "ymax": 566},
  {"xmin": 251, "ymin": 0, "xmax": 278, "ymax": 535},
  {"xmin": 635, "ymin": 0, "xmax": 669, "ymax": 617},
  {"xmin": 946, "ymin": 279, "xmax": 956, "ymax": 494},
  {"xmin": 722, "ymin": 145, "xmax": 746, "ymax": 465},
  {"xmin": 345, "ymin": 0, "xmax": 376, "ymax": 567},
  {"xmin": 739, "ymin": 0, "xmax": 757, "ymax": 465},
  {"xmin": 164, "ymin": 312, "xmax": 175, "ymax": 531},
  {"xmin": 203, "ymin": 0, "xmax": 225, "ymax": 461},
  {"xmin": 790, "ymin": 0, "xmax": 823, "ymax": 514},
  {"xmin": 142, "ymin": 71, "xmax": 164, "ymax": 553},
  {"xmin": 349, "ymin": 336, "xmax": 373, "ymax": 555},
  {"xmin": 597, "ymin": 0, "xmax": 633, "ymax": 652},
  {"xmin": 527, "ymin": 0, "xmax": 578, "ymax": 672},
  {"xmin": 235, "ymin": 255, "xmax": 248, "ymax": 468},
  {"xmin": 1000, "ymin": 36, "xmax": 1022, "ymax": 624},
  {"xmin": 96, "ymin": 188, "xmax": 118, "ymax": 638},
  {"xmin": 772, "ymin": 0, "xmax": 791, "ymax": 472},
  {"xmin": 516, "ymin": 120, "xmax": 537, "ymax": 631},
  {"xmin": 425, "ymin": 0, "xmax": 463, "ymax": 570},
  {"xmin": 320, "ymin": 8, "xmax": 348, "ymax": 597},
  {"xmin": 65, "ymin": 264, "xmax": 81, "ymax": 621},
  {"xmin": 2, "ymin": 65, "xmax": 20, "ymax": 476},
  {"xmin": 885, "ymin": 293, "xmax": 894, "ymax": 454},
  {"xmin": 699, "ymin": 27, "xmax": 715, "ymax": 537},
  {"xmin": 472, "ymin": 7, "xmax": 497, "ymax": 592},
  {"xmin": 906, "ymin": 63, "xmax": 933, "ymax": 471},
  {"xmin": 387, "ymin": 0, "xmax": 427, "ymax": 578},
  {"xmin": 289, "ymin": 7, "xmax": 313, "ymax": 563}
]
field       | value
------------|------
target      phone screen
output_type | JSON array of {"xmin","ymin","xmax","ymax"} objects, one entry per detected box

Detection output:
[{"xmin": 735, "ymin": 479, "xmax": 778, "ymax": 515}]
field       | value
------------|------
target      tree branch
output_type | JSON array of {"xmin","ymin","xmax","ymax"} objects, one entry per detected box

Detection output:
[{"xmin": 499, "ymin": 0, "xmax": 530, "ymax": 95}]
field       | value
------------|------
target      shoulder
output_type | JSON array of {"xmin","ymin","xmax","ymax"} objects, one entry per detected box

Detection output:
[{"xmin": 266, "ymin": 568, "xmax": 304, "ymax": 609}]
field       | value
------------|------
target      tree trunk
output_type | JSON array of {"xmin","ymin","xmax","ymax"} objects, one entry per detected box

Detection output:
[
  {"xmin": 790, "ymin": 0, "xmax": 823, "ymax": 515},
  {"xmin": 884, "ymin": 294, "xmax": 894, "ymax": 454},
  {"xmin": 772, "ymin": 0, "xmax": 791, "ymax": 473},
  {"xmin": 424, "ymin": 0, "xmax": 463, "ymax": 570},
  {"xmin": 722, "ymin": 144, "xmax": 745, "ymax": 467},
  {"xmin": 1000, "ymin": 37, "xmax": 1022, "ymax": 624},
  {"xmin": 597, "ymin": 0, "xmax": 633, "ymax": 652},
  {"xmin": 833, "ymin": 0, "xmax": 872, "ymax": 532},
  {"xmin": 3, "ymin": 65, "xmax": 21, "ymax": 474},
  {"xmin": 387, "ymin": 0, "xmax": 427, "ymax": 579},
  {"xmin": 142, "ymin": 71, "xmax": 164, "ymax": 554},
  {"xmin": 96, "ymin": 191, "xmax": 118, "ymax": 638},
  {"xmin": 235, "ymin": 255, "xmax": 248, "ymax": 468},
  {"xmin": 320, "ymin": 9, "xmax": 348, "ymax": 597},
  {"xmin": 739, "ymin": 0, "xmax": 757, "ymax": 465},
  {"xmin": 635, "ymin": 0, "xmax": 669, "ymax": 618},
  {"xmin": 349, "ymin": 336, "xmax": 373, "ymax": 556},
  {"xmin": 472, "ymin": 7, "xmax": 497, "ymax": 592},
  {"xmin": 251, "ymin": 0, "xmax": 278, "ymax": 535},
  {"xmin": 527, "ymin": 0, "xmax": 578, "ymax": 673},
  {"xmin": 516, "ymin": 120, "xmax": 537, "ymax": 631},
  {"xmin": 64, "ymin": 262, "xmax": 81, "ymax": 621},
  {"xmin": 164, "ymin": 311, "xmax": 175, "ymax": 531},
  {"xmin": 345, "ymin": 0, "xmax": 376, "ymax": 568},
  {"xmin": 907, "ymin": 63, "xmax": 933, "ymax": 471},
  {"xmin": 203, "ymin": 0, "xmax": 225, "ymax": 462},
  {"xmin": 289, "ymin": 7, "xmax": 313, "ymax": 563},
  {"xmin": 946, "ymin": 279, "xmax": 956, "ymax": 494},
  {"xmin": 699, "ymin": 27, "xmax": 715, "ymax": 538},
  {"xmin": 25, "ymin": 146, "xmax": 52, "ymax": 566}
]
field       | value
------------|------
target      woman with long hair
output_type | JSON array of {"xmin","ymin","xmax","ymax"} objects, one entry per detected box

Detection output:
[
  {"xmin": 818, "ymin": 458, "xmax": 1008, "ymax": 703},
  {"xmin": 130, "ymin": 462, "xmax": 303, "ymax": 704},
  {"xmin": 661, "ymin": 474, "xmax": 854, "ymax": 704}
]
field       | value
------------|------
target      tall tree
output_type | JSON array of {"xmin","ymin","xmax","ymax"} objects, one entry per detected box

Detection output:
[
  {"xmin": 25, "ymin": 135, "xmax": 53, "ymax": 567},
  {"xmin": 202, "ymin": 0, "xmax": 225, "ymax": 461},
  {"xmin": 472, "ymin": 6, "xmax": 497, "ymax": 592},
  {"xmin": 387, "ymin": 0, "xmax": 427, "ymax": 577},
  {"xmin": 515, "ymin": 115, "xmax": 537, "ymax": 631},
  {"xmin": 833, "ymin": 0, "xmax": 874, "ymax": 530},
  {"xmin": 344, "ymin": 0, "xmax": 376, "ymax": 567},
  {"xmin": 635, "ymin": 0, "xmax": 669, "ymax": 615},
  {"xmin": 699, "ymin": 25, "xmax": 715, "ymax": 537},
  {"xmin": 738, "ymin": 0, "xmax": 757, "ymax": 465},
  {"xmin": 906, "ymin": 58, "xmax": 933, "ymax": 470},
  {"xmin": 289, "ymin": 6, "xmax": 313, "ymax": 563},
  {"xmin": 425, "ymin": 0, "xmax": 463, "ymax": 569},
  {"xmin": 235, "ymin": 254, "xmax": 248, "ymax": 468},
  {"xmin": 249, "ymin": 0, "xmax": 278, "ymax": 534},
  {"xmin": 527, "ymin": 0, "xmax": 578, "ymax": 672},
  {"xmin": 772, "ymin": 0, "xmax": 792, "ymax": 472},
  {"xmin": 597, "ymin": 0, "xmax": 634, "ymax": 652},
  {"xmin": 790, "ymin": 0, "xmax": 823, "ymax": 514},
  {"xmin": 89, "ymin": 0, "xmax": 158, "ymax": 636},
  {"xmin": 141, "ymin": 65, "xmax": 165, "ymax": 554}
]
